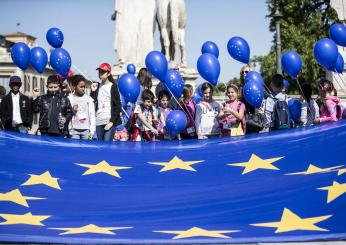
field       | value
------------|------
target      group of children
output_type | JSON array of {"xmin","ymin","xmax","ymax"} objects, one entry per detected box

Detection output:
[{"xmin": 0, "ymin": 63, "xmax": 344, "ymax": 142}]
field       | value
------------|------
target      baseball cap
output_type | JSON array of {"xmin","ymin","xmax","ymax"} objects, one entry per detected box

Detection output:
[
  {"xmin": 96, "ymin": 63, "xmax": 111, "ymax": 72},
  {"xmin": 9, "ymin": 76, "xmax": 22, "ymax": 85}
]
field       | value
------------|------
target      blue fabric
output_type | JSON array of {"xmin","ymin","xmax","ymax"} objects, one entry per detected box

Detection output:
[{"xmin": 0, "ymin": 121, "xmax": 346, "ymax": 244}]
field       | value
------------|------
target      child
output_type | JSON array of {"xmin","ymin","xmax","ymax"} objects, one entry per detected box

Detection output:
[
  {"xmin": 130, "ymin": 89, "xmax": 158, "ymax": 141},
  {"xmin": 264, "ymin": 74, "xmax": 290, "ymax": 131},
  {"xmin": 0, "ymin": 76, "xmax": 32, "ymax": 134},
  {"xmin": 315, "ymin": 79, "xmax": 341, "ymax": 123},
  {"xmin": 136, "ymin": 68, "xmax": 153, "ymax": 104},
  {"xmin": 179, "ymin": 84, "xmax": 197, "ymax": 139},
  {"xmin": 68, "ymin": 75, "xmax": 96, "ymax": 140},
  {"xmin": 32, "ymin": 75, "xmax": 72, "ymax": 137},
  {"xmin": 156, "ymin": 90, "xmax": 172, "ymax": 140},
  {"xmin": 300, "ymin": 83, "xmax": 319, "ymax": 126},
  {"xmin": 219, "ymin": 84, "xmax": 246, "ymax": 136},
  {"xmin": 90, "ymin": 63, "xmax": 122, "ymax": 141},
  {"xmin": 195, "ymin": 82, "xmax": 221, "ymax": 139}
]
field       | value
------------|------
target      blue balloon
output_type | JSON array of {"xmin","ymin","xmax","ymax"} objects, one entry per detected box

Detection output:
[
  {"xmin": 49, "ymin": 48, "xmax": 72, "ymax": 78},
  {"xmin": 314, "ymin": 38, "xmax": 338, "ymax": 71},
  {"xmin": 288, "ymin": 99, "xmax": 302, "ymax": 123},
  {"xmin": 46, "ymin": 27, "xmax": 64, "ymax": 48},
  {"xmin": 329, "ymin": 23, "xmax": 346, "ymax": 47},
  {"xmin": 192, "ymin": 92, "xmax": 203, "ymax": 104},
  {"xmin": 244, "ymin": 71, "xmax": 264, "ymax": 86},
  {"xmin": 166, "ymin": 110, "xmax": 187, "ymax": 137},
  {"xmin": 127, "ymin": 64, "xmax": 136, "ymax": 74},
  {"xmin": 145, "ymin": 51, "xmax": 168, "ymax": 81},
  {"xmin": 227, "ymin": 36, "xmax": 250, "ymax": 64},
  {"xmin": 283, "ymin": 79, "xmax": 290, "ymax": 89},
  {"xmin": 118, "ymin": 73, "xmax": 140, "ymax": 103},
  {"xmin": 197, "ymin": 53, "xmax": 220, "ymax": 86},
  {"xmin": 11, "ymin": 42, "xmax": 31, "ymax": 70},
  {"xmin": 282, "ymin": 50, "xmax": 302, "ymax": 78},
  {"xmin": 243, "ymin": 80, "xmax": 264, "ymax": 108},
  {"xmin": 333, "ymin": 53, "xmax": 344, "ymax": 73},
  {"xmin": 30, "ymin": 47, "xmax": 48, "ymax": 73},
  {"xmin": 201, "ymin": 41, "xmax": 219, "ymax": 58},
  {"xmin": 164, "ymin": 70, "xmax": 184, "ymax": 98}
]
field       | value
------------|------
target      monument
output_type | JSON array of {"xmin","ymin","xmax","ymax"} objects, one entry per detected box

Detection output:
[
  {"xmin": 111, "ymin": 0, "xmax": 198, "ymax": 88},
  {"xmin": 328, "ymin": 0, "xmax": 346, "ymax": 99}
]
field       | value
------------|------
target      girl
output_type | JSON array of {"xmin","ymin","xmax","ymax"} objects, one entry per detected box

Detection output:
[
  {"xmin": 136, "ymin": 68, "xmax": 153, "ymax": 104},
  {"xmin": 156, "ymin": 90, "xmax": 172, "ymax": 140},
  {"xmin": 300, "ymin": 83, "xmax": 319, "ymax": 126},
  {"xmin": 195, "ymin": 82, "xmax": 221, "ymax": 139},
  {"xmin": 219, "ymin": 84, "xmax": 246, "ymax": 136},
  {"xmin": 180, "ymin": 84, "xmax": 197, "ymax": 139},
  {"xmin": 68, "ymin": 75, "xmax": 96, "ymax": 140},
  {"xmin": 90, "ymin": 63, "xmax": 122, "ymax": 141},
  {"xmin": 130, "ymin": 89, "xmax": 158, "ymax": 141},
  {"xmin": 316, "ymin": 79, "xmax": 341, "ymax": 124}
]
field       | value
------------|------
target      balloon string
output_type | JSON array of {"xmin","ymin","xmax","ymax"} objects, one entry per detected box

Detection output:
[{"xmin": 295, "ymin": 78, "xmax": 312, "ymax": 116}]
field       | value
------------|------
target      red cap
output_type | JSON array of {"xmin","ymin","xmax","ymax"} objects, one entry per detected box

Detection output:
[{"xmin": 96, "ymin": 63, "xmax": 111, "ymax": 72}]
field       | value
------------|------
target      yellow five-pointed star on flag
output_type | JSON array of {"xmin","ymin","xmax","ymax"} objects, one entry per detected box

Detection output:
[
  {"xmin": 227, "ymin": 154, "xmax": 284, "ymax": 174},
  {"xmin": 153, "ymin": 226, "xmax": 240, "ymax": 239},
  {"xmin": 49, "ymin": 224, "xmax": 132, "ymax": 235},
  {"xmin": 285, "ymin": 164, "xmax": 343, "ymax": 176},
  {"xmin": 148, "ymin": 156, "xmax": 204, "ymax": 172},
  {"xmin": 251, "ymin": 208, "xmax": 331, "ymax": 233},
  {"xmin": 76, "ymin": 160, "xmax": 132, "ymax": 178},
  {"xmin": 318, "ymin": 181, "xmax": 346, "ymax": 203},
  {"xmin": 21, "ymin": 171, "xmax": 61, "ymax": 190},
  {"xmin": 0, "ymin": 189, "xmax": 45, "ymax": 207},
  {"xmin": 0, "ymin": 212, "xmax": 50, "ymax": 226},
  {"xmin": 337, "ymin": 168, "xmax": 346, "ymax": 176}
]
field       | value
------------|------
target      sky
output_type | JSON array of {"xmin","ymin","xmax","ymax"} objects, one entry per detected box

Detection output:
[{"xmin": 0, "ymin": 0, "xmax": 273, "ymax": 83}]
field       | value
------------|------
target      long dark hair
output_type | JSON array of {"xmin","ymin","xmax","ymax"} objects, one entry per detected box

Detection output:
[{"xmin": 137, "ymin": 68, "xmax": 152, "ymax": 90}]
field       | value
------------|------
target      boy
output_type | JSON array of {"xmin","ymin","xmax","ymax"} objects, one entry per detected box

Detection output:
[
  {"xmin": 264, "ymin": 74, "xmax": 290, "ymax": 131},
  {"xmin": 0, "ymin": 76, "xmax": 32, "ymax": 133},
  {"xmin": 32, "ymin": 75, "xmax": 73, "ymax": 137}
]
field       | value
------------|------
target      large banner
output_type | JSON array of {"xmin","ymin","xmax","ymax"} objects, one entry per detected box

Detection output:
[{"xmin": 0, "ymin": 122, "xmax": 346, "ymax": 244}]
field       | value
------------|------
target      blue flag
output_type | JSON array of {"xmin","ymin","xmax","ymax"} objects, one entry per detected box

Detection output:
[{"xmin": 0, "ymin": 121, "xmax": 346, "ymax": 243}]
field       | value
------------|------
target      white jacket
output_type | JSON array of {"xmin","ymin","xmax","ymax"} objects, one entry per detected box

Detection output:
[
  {"xmin": 68, "ymin": 94, "xmax": 96, "ymax": 134},
  {"xmin": 195, "ymin": 100, "xmax": 221, "ymax": 137}
]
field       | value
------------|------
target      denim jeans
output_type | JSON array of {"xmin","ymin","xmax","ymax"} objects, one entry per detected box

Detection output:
[
  {"xmin": 96, "ymin": 125, "xmax": 116, "ymax": 141},
  {"xmin": 70, "ymin": 129, "xmax": 90, "ymax": 140}
]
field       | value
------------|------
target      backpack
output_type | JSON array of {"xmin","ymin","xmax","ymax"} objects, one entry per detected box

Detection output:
[{"xmin": 271, "ymin": 96, "xmax": 290, "ymax": 130}]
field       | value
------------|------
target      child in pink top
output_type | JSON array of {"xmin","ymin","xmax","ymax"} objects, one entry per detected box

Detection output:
[
  {"xmin": 180, "ymin": 84, "xmax": 197, "ymax": 139},
  {"xmin": 156, "ymin": 90, "xmax": 172, "ymax": 140},
  {"xmin": 219, "ymin": 84, "xmax": 246, "ymax": 136},
  {"xmin": 316, "ymin": 79, "xmax": 341, "ymax": 124}
]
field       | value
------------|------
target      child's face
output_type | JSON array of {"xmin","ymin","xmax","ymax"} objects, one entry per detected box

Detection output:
[
  {"xmin": 74, "ymin": 81, "xmax": 86, "ymax": 96},
  {"xmin": 47, "ymin": 83, "xmax": 60, "ymax": 95},
  {"xmin": 10, "ymin": 83, "xmax": 21, "ymax": 93},
  {"xmin": 143, "ymin": 99, "xmax": 153, "ymax": 109},
  {"xmin": 185, "ymin": 90, "xmax": 193, "ymax": 100},
  {"xmin": 203, "ymin": 87, "xmax": 212, "ymax": 102},
  {"xmin": 98, "ymin": 70, "xmax": 109, "ymax": 82},
  {"xmin": 160, "ymin": 96, "xmax": 169, "ymax": 108},
  {"xmin": 227, "ymin": 87, "xmax": 238, "ymax": 101}
]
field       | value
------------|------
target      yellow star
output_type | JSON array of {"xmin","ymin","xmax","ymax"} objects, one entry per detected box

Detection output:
[
  {"xmin": 251, "ymin": 208, "xmax": 331, "ymax": 233},
  {"xmin": 318, "ymin": 181, "xmax": 346, "ymax": 203},
  {"xmin": 21, "ymin": 171, "xmax": 61, "ymax": 190},
  {"xmin": 0, "ymin": 212, "xmax": 50, "ymax": 226},
  {"xmin": 227, "ymin": 154, "xmax": 283, "ymax": 174},
  {"xmin": 0, "ymin": 189, "xmax": 45, "ymax": 207},
  {"xmin": 337, "ymin": 168, "xmax": 346, "ymax": 176},
  {"xmin": 285, "ymin": 164, "xmax": 343, "ymax": 176},
  {"xmin": 148, "ymin": 156, "xmax": 204, "ymax": 172},
  {"xmin": 153, "ymin": 226, "xmax": 240, "ymax": 239},
  {"xmin": 76, "ymin": 160, "xmax": 132, "ymax": 178},
  {"xmin": 49, "ymin": 224, "xmax": 132, "ymax": 235}
]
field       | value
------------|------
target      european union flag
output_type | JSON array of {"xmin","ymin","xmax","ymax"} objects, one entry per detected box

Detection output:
[{"xmin": 0, "ymin": 121, "xmax": 346, "ymax": 243}]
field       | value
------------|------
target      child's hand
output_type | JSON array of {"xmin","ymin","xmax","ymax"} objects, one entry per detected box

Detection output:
[
  {"xmin": 152, "ymin": 119, "xmax": 159, "ymax": 125},
  {"xmin": 58, "ymin": 117, "xmax": 66, "ymax": 124},
  {"xmin": 72, "ymin": 105, "xmax": 78, "ymax": 113},
  {"xmin": 88, "ymin": 133, "xmax": 93, "ymax": 140},
  {"xmin": 151, "ymin": 128, "xmax": 159, "ymax": 135},
  {"xmin": 314, "ymin": 118, "xmax": 320, "ymax": 124},
  {"xmin": 104, "ymin": 122, "xmax": 114, "ymax": 131},
  {"xmin": 33, "ymin": 88, "xmax": 40, "ymax": 99}
]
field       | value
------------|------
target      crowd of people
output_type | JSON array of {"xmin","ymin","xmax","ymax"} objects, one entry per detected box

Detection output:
[{"xmin": 0, "ymin": 63, "xmax": 344, "ymax": 142}]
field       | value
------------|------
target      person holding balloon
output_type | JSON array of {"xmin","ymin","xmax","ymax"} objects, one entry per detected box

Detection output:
[
  {"xmin": 179, "ymin": 84, "xmax": 197, "ymax": 139},
  {"xmin": 90, "ymin": 63, "xmax": 122, "ymax": 141},
  {"xmin": 300, "ymin": 83, "xmax": 320, "ymax": 127},
  {"xmin": 195, "ymin": 82, "xmax": 221, "ymax": 139},
  {"xmin": 219, "ymin": 84, "xmax": 246, "ymax": 136},
  {"xmin": 156, "ymin": 90, "xmax": 172, "ymax": 140}
]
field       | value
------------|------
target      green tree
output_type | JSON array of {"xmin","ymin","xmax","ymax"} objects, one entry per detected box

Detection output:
[{"xmin": 258, "ymin": 0, "xmax": 338, "ymax": 94}]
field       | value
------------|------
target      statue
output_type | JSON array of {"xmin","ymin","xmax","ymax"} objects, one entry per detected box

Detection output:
[
  {"xmin": 156, "ymin": 0, "xmax": 187, "ymax": 68},
  {"xmin": 331, "ymin": 0, "xmax": 346, "ymax": 21},
  {"xmin": 112, "ymin": 0, "xmax": 156, "ymax": 68}
]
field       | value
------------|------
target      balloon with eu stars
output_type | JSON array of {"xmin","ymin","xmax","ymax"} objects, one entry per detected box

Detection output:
[
  {"xmin": 227, "ymin": 36, "xmax": 250, "ymax": 64},
  {"xmin": 145, "ymin": 51, "xmax": 168, "ymax": 81},
  {"xmin": 49, "ymin": 48, "xmax": 72, "ymax": 78},
  {"xmin": 329, "ymin": 23, "xmax": 346, "ymax": 47},
  {"xmin": 164, "ymin": 69, "xmax": 184, "ymax": 98},
  {"xmin": 166, "ymin": 110, "xmax": 187, "ymax": 137},
  {"xmin": 314, "ymin": 38, "xmax": 338, "ymax": 71},
  {"xmin": 243, "ymin": 79, "xmax": 264, "ymax": 108},
  {"xmin": 127, "ymin": 64, "xmax": 136, "ymax": 75},
  {"xmin": 46, "ymin": 27, "xmax": 64, "ymax": 48}
]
